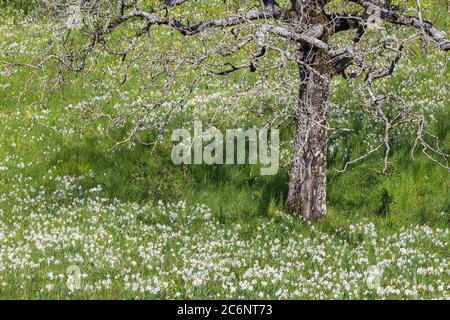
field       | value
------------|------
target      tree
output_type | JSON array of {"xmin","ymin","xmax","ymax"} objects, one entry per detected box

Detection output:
[{"xmin": 34, "ymin": 0, "xmax": 449, "ymax": 221}]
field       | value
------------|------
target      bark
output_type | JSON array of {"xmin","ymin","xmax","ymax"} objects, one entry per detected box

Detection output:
[{"xmin": 287, "ymin": 50, "xmax": 331, "ymax": 221}]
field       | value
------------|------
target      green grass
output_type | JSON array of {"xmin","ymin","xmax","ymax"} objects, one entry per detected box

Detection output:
[{"xmin": 0, "ymin": 3, "xmax": 448, "ymax": 299}]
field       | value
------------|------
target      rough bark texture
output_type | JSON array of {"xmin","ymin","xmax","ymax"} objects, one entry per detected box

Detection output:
[
  {"xmin": 287, "ymin": 50, "xmax": 331, "ymax": 220},
  {"xmin": 59, "ymin": 0, "xmax": 450, "ymax": 221}
]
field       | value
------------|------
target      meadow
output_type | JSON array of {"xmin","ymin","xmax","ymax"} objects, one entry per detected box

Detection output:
[{"xmin": 0, "ymin": 1, "xmax": 448, "ymax": 299}]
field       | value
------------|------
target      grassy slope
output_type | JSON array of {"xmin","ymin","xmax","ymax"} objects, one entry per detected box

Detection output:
[{"xmin": 0, "ymin": 3, "xmax": 448, "ymax": 299}]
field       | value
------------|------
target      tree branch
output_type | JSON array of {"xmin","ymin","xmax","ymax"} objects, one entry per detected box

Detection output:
[{"xmin": 344, "ymin": 0, "xmax": 450, "ymax": 50}]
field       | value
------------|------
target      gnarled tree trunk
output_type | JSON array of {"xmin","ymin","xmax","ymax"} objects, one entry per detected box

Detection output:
[{"xmin": 287, "ymin": 49, "xmax": 331, "ymax": 221}]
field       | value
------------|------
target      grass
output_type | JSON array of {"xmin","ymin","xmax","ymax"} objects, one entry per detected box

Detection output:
[{"xmin": 0, "ymin": 3, "xmax": 448, "ymax": 299}]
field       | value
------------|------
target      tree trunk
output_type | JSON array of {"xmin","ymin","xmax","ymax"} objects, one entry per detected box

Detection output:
[{"xmin": 286, "ymin": 50, "xmax": 331, "ymax": 221}]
